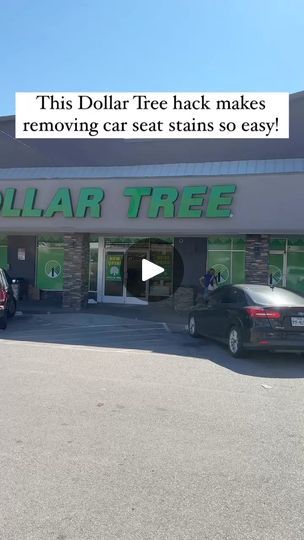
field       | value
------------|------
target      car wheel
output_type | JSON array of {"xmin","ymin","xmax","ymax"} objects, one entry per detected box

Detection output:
[
  {"xmin": 7, "ymin": 297, "xmax": 16, "ymax": 318},
  {"xmin": 188, "ymin": 314, "xmax": 199, "ymax": 337},
  {"xmin": 0, "ymin": 312, "xmax": 8, "ymax": 330},
  {"xmin": 228, "ymin": 325, "xmax": 245, "ymax": 358}
]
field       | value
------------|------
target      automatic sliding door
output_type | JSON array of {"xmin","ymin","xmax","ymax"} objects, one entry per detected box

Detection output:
[{"xmin": 126, "ymin": 250, "xmax": 148, "ymax": 303}]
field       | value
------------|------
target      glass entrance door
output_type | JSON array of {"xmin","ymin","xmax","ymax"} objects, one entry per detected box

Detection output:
[
  {"xmin": 102, "ymin": 248, "xmax": 148, "ymax": 304},
  {"xmin": 126, "ymin": 250, "xmax": 148, "ymax": 301}
]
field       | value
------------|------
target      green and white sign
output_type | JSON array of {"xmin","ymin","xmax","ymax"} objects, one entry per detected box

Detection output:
[
  {"xmin": 45, "ymin": 260, "xmax": 62, "ymax": 279},
  {"xmin": 208, "ymin": 248, "xmax": 245, "ymax": 285},
  {"xmin": 0, "ymin": 184, "xmax": 236, "ymax": 220},
  {"xmin": 212, "ymin": 263, "xmax": 230, "ymax": 284},
  {"xmin": 105, "ymin": 253, "xmax": 123, "ymax": 282},
  {"xmin": 37, "ymin": 246, "xmax": 64, "ymax": 290},
  {"xmin": 208, "ymin": 252, "xmax": 231, "ymax": 284}
]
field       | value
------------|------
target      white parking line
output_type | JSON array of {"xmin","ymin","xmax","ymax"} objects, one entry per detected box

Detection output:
[{"xmin": 162, "ymin": 322, "xmax": 170, "ymax": 332}]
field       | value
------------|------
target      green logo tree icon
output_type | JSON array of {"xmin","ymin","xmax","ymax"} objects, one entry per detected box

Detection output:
[
  {"xmin": 213, "ymin": 263, "xmax": 230, "ymax": 283},
  {"xmin": 110, "ymin": 265, "xmax": 119, "ymax": 277},
  {"xmin": 45, "ymin": 260, "xmax": 62, "ymax": 279},
  {"xmin": 269, "ymin": 265, "xmax": 282, "ymax": 285}
]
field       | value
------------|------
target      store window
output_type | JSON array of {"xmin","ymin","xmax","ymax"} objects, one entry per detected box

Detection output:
[
  {"xmin": 0, "ymin": 236, "xmax": 8, "ymax": 269},
  {"xmin": 270, "ymin": 238, "xmax": 286, "ymax": 251},
  {"xmin": 89, "ymin": 238, "xmax": 98, "ymax": 293},
  {"xmin": 287, "ymin": 237, "xmax": 304, "ymax": 249},
  {"xmin": 105, "ymin": 237, "xmax": 149, "ymax": 248},
  {"xmin": 287, "ymin": 238, "xmax": 304, "ymax": 294},
  {"xmin": 269, "ymin": 237, "xmax": 304, "ymax": 294},
  {"xmin": 36, "ymin": 235, "xmax": 64, "ymax": 291},
  {"xmin": 149, "ymin": 239, "xmax": 173, "ymax": 298},
  {"xmin": 207, "ymin": 236, "xmax": 245, "ymax": 285}
]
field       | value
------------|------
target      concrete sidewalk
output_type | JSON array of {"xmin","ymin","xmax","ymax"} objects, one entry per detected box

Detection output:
[{"xmin": 18, "ymin": 298, "xmax": 188, "ymax": 326}]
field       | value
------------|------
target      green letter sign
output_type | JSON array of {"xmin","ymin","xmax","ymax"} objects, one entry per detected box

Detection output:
[
  {"xmin": 206, "ymin": 185, "xmax": 236, "ymax": 218},
  {"xmin": 0, "ymin": 183, "xmax": 236, "ymax": 220},
  {"xmin": 22, "ymin": 188, "xmax": 43, "ymax": 217},
  {"xmin": 2, "ymin": 188, "xmax": 22, "ymax": 217},
  {"xmin": 124, "ymin": 187, "xmax": 152, "ymax": 218},
  {"xmin": 44, "ymin": 188, "xmax": 74, "ymax": 218},
  {"xmin": 76, "ymin": 188, "xmax": 104, "ymax": 218},
  {"xmin": 148, "ymin": 187, "xmax": 179, "ymax": 218},
  {"xmin": 178, "ymin": 186, "xmax": 207, "ymax": 218}
]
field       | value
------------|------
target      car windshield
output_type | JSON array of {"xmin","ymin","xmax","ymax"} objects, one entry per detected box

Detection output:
[{"xmin": 246, "ymin": 287, "xmax": 304, "ymax": 307}]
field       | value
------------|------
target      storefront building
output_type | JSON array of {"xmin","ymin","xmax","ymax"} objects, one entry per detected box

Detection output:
[{"xmin": 0, "ymin": 92, "xmax": 304, "ymax": 310}]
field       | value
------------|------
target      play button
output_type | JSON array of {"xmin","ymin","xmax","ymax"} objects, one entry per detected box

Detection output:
[
  {"xmin": 124, "ymin": 238, "xmax": 184, "ymax": 302},
  {"xmin": 142, "ymin": 259, "xmax": 164, "ymax": 282}
]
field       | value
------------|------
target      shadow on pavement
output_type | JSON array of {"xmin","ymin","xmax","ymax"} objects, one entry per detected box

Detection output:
[
  {"xmin": 2, "ymin": 312, "xmax": 304, "ymax": 380},
  {"xmin": 19, "ymin": 299, "xmax": 187, "ymax": 324}
]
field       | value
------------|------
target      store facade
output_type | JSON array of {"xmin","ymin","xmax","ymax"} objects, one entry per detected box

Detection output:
[
  {"xmin": 0, "ymin": 163, "xmax": 303, "ymax": 310},
  {"xmin": 1, "ymin": 92, "xmax": 304, "ymax": 310}
]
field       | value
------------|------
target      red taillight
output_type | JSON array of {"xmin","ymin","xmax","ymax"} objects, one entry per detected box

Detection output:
[
  {"xmin": 245, "ymin": 306, "xmax": 281, "ymax": 319},
  {"xmin": 0, "ymin": 289, "xmax": 8, "ymax": 304}
]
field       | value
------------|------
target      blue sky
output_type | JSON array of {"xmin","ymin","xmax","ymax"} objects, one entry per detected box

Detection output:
[{"xmin": 1, "ymin": 0, "xmax": 303, "ymax": 115}]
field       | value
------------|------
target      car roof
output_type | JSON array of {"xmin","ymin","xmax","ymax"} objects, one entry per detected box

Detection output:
[
  {"xmin": 232, "ymin": 284, "xmax": 304, "ymax": 295},
  {"xmin": 233, "ymin": 284, "xmax": 283, "ymax": 291}
]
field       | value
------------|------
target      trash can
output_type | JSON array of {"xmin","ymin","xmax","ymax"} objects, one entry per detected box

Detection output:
[{"xmin": 11, "ymin": 278, "xmax": 28, "ymax": 301}]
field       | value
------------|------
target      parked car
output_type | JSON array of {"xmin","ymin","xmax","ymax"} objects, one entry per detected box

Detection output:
[
  {"xmin": 0, "ymin": 268, "xmax": 17, "ymax": 329},
  {"xmin": 188, "ymin": 284, "xmax": 304, "ymax": 357}
]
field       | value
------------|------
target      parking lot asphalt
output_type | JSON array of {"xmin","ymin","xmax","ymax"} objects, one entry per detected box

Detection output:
[
  {"xmin": 1, "ymin": 313, "xmax": 304, "ymax": 539},
  {"xmin": 2, "ymin": 312, "xmax": 187, "ymax": 354},
  {"xmin": 3, "ymin": 312, "xmax": 304, "ymax": 378}
]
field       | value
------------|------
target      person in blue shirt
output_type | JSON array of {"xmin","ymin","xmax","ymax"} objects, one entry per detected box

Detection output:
[{"xmin": 199, "ymin": 268, "xmax": 218, "ymax": 301}]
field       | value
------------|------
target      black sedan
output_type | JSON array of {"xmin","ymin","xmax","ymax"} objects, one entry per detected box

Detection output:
[{"xmin": 188, "ymin": 284, "xmax": 304, "ymax": 357}]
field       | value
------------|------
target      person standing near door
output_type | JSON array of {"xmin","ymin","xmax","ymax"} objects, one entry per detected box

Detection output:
[{"xmin": 199, "ymin": 268, "xmax": 218, "ymax": 302}]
